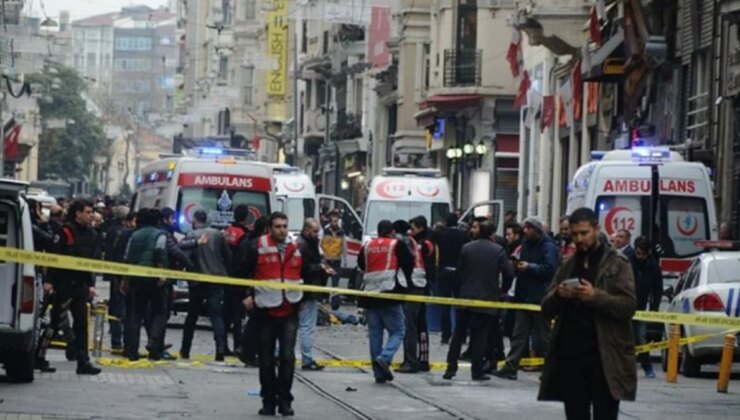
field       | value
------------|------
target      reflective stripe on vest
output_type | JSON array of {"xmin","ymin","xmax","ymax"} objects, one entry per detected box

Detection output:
[
  {"xmin": 363, "ymin": 237, "xmax": 405, "ymax": 292},
  {"xmin": 253, "ymin": 234, "xmax": 304, "ymax": 308},
  {"xmin": 409, "ymin": 237, "xmax": 427, "ymax": 288}
]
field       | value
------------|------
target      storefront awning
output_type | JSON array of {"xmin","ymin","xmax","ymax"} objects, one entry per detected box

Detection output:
[
  {"xmin": 582, "ymin": 29, "xmax": 626, "ymax": 83},
  {"xmin": 420, "ymin": 94, "xmax": 482, "ymax": 109}
]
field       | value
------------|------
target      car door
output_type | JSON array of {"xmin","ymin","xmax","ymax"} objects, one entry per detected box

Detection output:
[
  {"xmin": 459, "ymin": 200, "xmax": 505, "ymax": 237},
  {"xmin": 317, "ymin": 194, "xmax": 364, "ymax": 270},
  {"xmin": 0, "ymin": 181, "xmax": 26, "ymax": 329}
]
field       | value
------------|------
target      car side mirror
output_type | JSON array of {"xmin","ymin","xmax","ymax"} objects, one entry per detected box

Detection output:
[{"xmin": 663, "ymin": 285, "xmax": 674, "ymax": 300}]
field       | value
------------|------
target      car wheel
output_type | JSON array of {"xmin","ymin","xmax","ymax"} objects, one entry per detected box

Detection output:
[
  {"xmin": 6, "ymin": 350, "xmax": 35, "ymax": 383},
  {"xmin": 681, "ymin": 345, "xmax": 701, "ymax": 378}
]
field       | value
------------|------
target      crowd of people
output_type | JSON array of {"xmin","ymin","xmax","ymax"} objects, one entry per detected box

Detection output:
[{"xmin": 27, "ymin": 195, "xmax": 667, "ymax": 419}]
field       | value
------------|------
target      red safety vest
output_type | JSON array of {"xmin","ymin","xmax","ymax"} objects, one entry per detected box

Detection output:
[
  {"xmin": 253, "ymin": 234, "xmax": 303, "ymax": 308},
  {"xmin": 363, "ymin": 237, "xmax": 405, "ymax": 292},
  {"xmin": 407, "ymin": 237, "xmax": 427, "ymax": 288}
]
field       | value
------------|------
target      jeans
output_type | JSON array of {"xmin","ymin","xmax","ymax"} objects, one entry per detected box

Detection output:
[
  {"xmin": 633, "ymin": 321, "xmax": 651, "ymax": 370},
  {"xmin": 327, "ymin": 260, "xmax": 342, "ymax": 308},
  {"xmin": 437, "ymin": 268, "xmax": 460, "ymax": 342},
  {"xmin": 298, "ymin": 299, "xmax": 318, "ymax": 365},
  {"xmin": 504, "ymin": 310, "xmax": 550, "ymax": 370},
  {"xmin": 108, "ymin": 277, "xmax": 126, "ymax": 349},
  {"xmin": 446, "ymin": 309, "xmax": 493, "ymax": 378},
  {"xmin": 124, "ymin": 279, "xmax": 168, "ymax": 358},
  {"xmin": 402, "ymin": 288, "xmax": 428, "ymax": 367},
  {"xmin": 180, "ymin": 283, "xmax": 226, "ymax": 355},
  {"xmin": 257, "ymin": 312, "xmax": 298, "ymax": 406},
  {"xmin": 366, "ymin": 304, "xmax": 405, "ymax": 379},
  {"xmin": 557, "ymin": 353, "xmax": 620, "ymax": 420}
]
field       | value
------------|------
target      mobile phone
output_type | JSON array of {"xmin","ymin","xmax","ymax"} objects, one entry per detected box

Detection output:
[{"xmin": 561, "ymin": 278, "xmax": 582, "ymax": 289}]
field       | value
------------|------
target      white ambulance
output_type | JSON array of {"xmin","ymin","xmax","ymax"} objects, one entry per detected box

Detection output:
[
  {"xmin": 132, "ymin": 149, "xmax": 276, "ymax": 232},
  {"xmin": 364, "ymin": 167, "xmax": 504, "ymax": 241},
  {"xmin": 269, "ymin": 163, "xmax": 364, "ymax": 272},
  {"xmin": 566, "ymin": 147, "xmax": 718, "ymax": 277}
]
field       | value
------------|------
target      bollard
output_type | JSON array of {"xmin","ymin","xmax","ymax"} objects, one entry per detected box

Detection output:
[
  {"xmin": 667, "ymin": 324, "xmax": 680, "ymax": 383},
  {"xmin": 717, "ymin": 334, "xmax": 736, "ymax": 393}
]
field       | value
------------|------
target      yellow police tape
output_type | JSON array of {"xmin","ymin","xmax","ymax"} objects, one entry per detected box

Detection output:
[{"xmin": 5, "ymin": 246, "xmax": 740, "ymax": 330}]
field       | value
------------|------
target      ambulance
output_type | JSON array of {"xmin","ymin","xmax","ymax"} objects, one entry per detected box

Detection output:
[
  {"xmin": 132, "ymin": 148, "xmax": 276, "ymax": 232},
  {"xmin": 363, "ymin": 167, "xmax": 504, "ymax": 241},
  {"xmin": 268, "ymin": 163, "xmax": 363, "ymax": 273},
  {"xmin": 566, "ymin": 147, "xmax": 718, "ymax": 277}
]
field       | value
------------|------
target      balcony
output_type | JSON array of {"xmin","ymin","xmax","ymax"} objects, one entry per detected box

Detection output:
[{"xmin": 443, "ymin": 49, "xmax": 482, "ymax": 88}]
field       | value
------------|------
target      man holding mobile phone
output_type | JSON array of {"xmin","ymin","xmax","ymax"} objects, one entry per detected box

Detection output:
[{"xmin": 538, "ymin": 207, "xmax": 637, "ymax": 420}]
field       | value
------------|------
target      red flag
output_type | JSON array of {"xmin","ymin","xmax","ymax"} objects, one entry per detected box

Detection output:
[
  {"xmin": 4, "ymin": 123, "xmax": 20, "ymax": 160},
  {"xmin": 589, "ymin": 7, "xmax": 602, "ymax": 45},
  {"xmin": 506, "ymin": 29, "xmax": 522, "ymax": 78},
  {"xmin": 252, "ymin": 134, "xmax": 261, "ymax": 151},
  {"xmin": 513, "ymin": 71, "xmax": 531, "ymax": 109},
  {"xmin": 541, "ymin": 95, "xmax": 555, "ymax": 132},
  {"xmin": 572, "ymin": 60, "xmax": 583, "ymax": 120}
]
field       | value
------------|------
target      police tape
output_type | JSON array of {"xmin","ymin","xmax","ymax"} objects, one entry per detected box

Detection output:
[
  {"xmin": 633, "ymin": 330, "xmax": 735, "ymax": 354},
  {"xmin": 5, "ymin": 246, "xmax": 740, "ymax": 330}
]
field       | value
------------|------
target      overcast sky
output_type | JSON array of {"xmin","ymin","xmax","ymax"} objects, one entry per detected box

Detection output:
[{"xmin": 27, "ymin": 0, "xmax": 172, "ymax": 22}]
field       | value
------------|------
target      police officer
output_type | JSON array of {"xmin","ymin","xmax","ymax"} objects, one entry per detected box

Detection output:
[
  {"xmin": 357, "ymin": 220, "xmax": 412, "ymax": 383},
  {"xmin": 242, "ymin": 212, "xmax": 303, "ymax": 416},
  {"xmin": 49, "ymin": 198, "xmax": 101, "ymax": 375}
]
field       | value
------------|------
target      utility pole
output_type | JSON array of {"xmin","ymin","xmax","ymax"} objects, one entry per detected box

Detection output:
[
  {"xmin": 0, "ymin": 92, "xmax": 5, "ymax": 178},
  {"xmin": 292, "ymin": 31, "xmax": 299, "ymax": 165}
]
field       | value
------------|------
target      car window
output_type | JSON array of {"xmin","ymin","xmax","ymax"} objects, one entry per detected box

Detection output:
[
  {"xmin": 684, "ymin": 263, "xmax": 701, "ymax": 291},
  {"xmin": 675, "ymin": 259, "xmax": 699, "ymax": 295},
  {"xmin": 708, "ymin": 258, "xmax": 740, "ymax": 284}
]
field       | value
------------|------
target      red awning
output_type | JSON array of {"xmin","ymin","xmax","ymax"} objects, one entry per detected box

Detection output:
[{"xmin": 420, "ymin": 94, "xmax": 482, "ymax": 109}]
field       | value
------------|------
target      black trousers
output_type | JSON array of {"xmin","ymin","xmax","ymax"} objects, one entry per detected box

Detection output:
[
  {"xmin": 54, "ymin": 283, "xmax": 90, "ymax": 364},
  {"xmin": 240, "ymin": 314, "xmax": 259, "ymax": 363},
  {"xmin": 180, "ymin": 283, "xmax": 226, "ymax": 355},
  {"xmin": 485, "ymin": 314, "xmax": 505, "ymax": 362},
  {"xmin": 402, "ymin": 288, "xmax": 429, "ymax": 367},
  {"xmin": 223, "ymin": 285, "xmax": 245, "ymax": 350},
  {"xmin": 437, "ymin": 269, "xmax": 460, "ymax": 342},
  {"xmin": 445, "ymin": 309, "xmax": 493, "ymax": 378},
  {"xmin": 256, "ymin": 311, "xmax": 298, "ymax": 406},
  {"xmin": 556, "ymin": 353, "xmax": 620, "ymax": 420},
  {"xmin": 124, "ymin": 279, "xmax": 168, "ymax": 358}
]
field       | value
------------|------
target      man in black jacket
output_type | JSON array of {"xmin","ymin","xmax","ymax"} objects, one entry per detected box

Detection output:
[
  {"xmin": 629, "ymin": 236, "xmax": 663, "ymax": 378},
  {"xmin": 444, "ymin": 222, "xmax": 514, "ymax": 381},
  {"xmin": 48, "ymin": 198, "xmax": 101, "ymax": 375},
  {"xmin": 433, "ymin": 214, "xmax": 469, "ymax": 344},
  {"xmin": 298, "ymin": 218, "xmax": 335, "ymax": 371},
  {"xmin": 103, "ymin": 205, "xmax": 131, "ymax": 351}
]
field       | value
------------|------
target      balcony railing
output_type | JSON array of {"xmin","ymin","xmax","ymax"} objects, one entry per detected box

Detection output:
[{"xmin": 444, "ymin": 48, "xmax": 482, "ymax": 88}]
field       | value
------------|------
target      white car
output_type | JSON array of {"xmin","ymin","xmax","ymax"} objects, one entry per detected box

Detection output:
[
  {"xmin": 662, "ymin": 250, "xmax": 740, "ymax": 377},
  {"xmin": 0, "ymin": 179, "xmax": 39, "ymax": 383}
]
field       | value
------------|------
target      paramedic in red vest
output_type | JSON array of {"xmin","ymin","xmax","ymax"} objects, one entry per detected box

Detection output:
[
  {"xmin": 242, "ymin": 212, "xmax": 303, "ymax": 417},
  {"xmin": 357, "ymin": 220, "xmax": 413, "ymax": 383}
]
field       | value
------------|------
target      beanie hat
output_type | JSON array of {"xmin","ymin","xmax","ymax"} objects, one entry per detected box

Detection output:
[{"xmin": 523, "ymin": 216, "xmax": 544, "ymax": 234}]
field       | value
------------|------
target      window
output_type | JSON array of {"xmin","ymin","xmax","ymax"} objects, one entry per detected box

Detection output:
[
  {"xmin": 114, "ymin": 58, "xmax": 151, "ymax": 71},
  {"xmin": 354, "ymin": 78, "xmax": 363, "ymax": 115},
  {"xmin": 317, "ymin": 80, "xmax": 326, "ymax": 107},
  {"xmin": 301, "ymin": 22, "xmax": 308, "ymax": 53},
  {"xmin": 322, "ymin": 31, "xmax": 329, "ymax": 54},
  {"xmin": 708, "ymin": 258, "xmax": 740, "ymax": 284},
  {"xmin": 243, "ymin": 66, "xmax": 254, "ymax": 105},
  {"xmin": 177, "ymin": 188, "xmax": 270, "ymax": 232},
  {"xmin": 456, "ymin": 0, "xmax": 478, "ymax": 50},
  {"xmin": 222, "ymin": 0, "xmax": 232, "ymax": 25},
  {"xmin": 284, "ymin": 198, "xmax": 316, "ymax": 232},
  {"xmin": 244, "ymin": 0, "xmax": 256, "ymax": 20},
  {"xmin": 115, "ymin": 37, "xmax": 153, "ymax": 51},
  {"xmin": 659, "ymin": 196, "xmax": 709, "ymax": 259},
  {"xmin": 595, "ymin": 196, "xmax": 646, "ymax": 245},
  {"xmin": 218, "ymin": 56, "xmax": 229, "ymax": 81},
  {"xmin": 366, "ymin": 201, "xmax": 448, "ymax": 236},
  {"xmin": 306, "ymin": 81, "xmax": 313, "ymax": 109}
]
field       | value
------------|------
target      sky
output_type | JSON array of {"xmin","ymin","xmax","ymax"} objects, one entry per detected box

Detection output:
[{"xmin": 26, "ymin": 0, "xmax": 172, "ymax": 22}]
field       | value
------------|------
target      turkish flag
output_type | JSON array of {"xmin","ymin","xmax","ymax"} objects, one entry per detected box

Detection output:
[
  {"xmin": 513, "ymin": 71, "xmax": 531, "ymax": 109},
  {"xmin": 589, "ymin": 7, "xmax": 602, "ymax": 45},
  {"xmin": 252, "ymin": 134, "xmax": 261, "ymax": 151},
  {"xmin": 572, "ymin": 60, "xmax": 583, "ymax": 120},
  {"xmin": 506, "ymin": 29, "xmax": 522, "ymax": 78},
  {"xmin": 541, "ymin": 95, "xmax": 555, "ymax": 132},
  {"xmin": 3, "ymin": 120, "xmax": 20, "ymax": 160}
]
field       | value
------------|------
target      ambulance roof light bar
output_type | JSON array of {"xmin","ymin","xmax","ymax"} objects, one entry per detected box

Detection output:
[
  {"xmin": 600, "ymin": 148, "xmax": 684, "ymax": 163},
  {"xmin": 631, "ymin": 147, "xmax": 671, "ymax": 161},
  {"xmin": 188, "ymin": 147, "xmax": 254, "ymax": 160},
  {"xmin": 381, "ymin": 167, "xmax": 442, "ymax": 178}
]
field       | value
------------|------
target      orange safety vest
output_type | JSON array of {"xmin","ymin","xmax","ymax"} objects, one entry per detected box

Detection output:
[
  {"xmin": 253, "ymin": 234, "xmax": 304, "ymax": 308},
  {"xmin": 363, "ymin": 237, "xmax": 406, "ymax": 293}
]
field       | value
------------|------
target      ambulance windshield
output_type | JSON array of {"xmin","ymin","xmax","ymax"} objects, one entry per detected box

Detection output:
[
  {"xmin": 177, "ymin": 188, "xmax": 270, "ymax": 232},
  {"xmin": 595, "ymin": 195, "xmax": 709, "ymax": 259}
]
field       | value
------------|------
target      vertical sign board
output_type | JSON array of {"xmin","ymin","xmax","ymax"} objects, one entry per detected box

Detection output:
[
  {"xmin": 267, "ymin": 0, "xmax": 288, "ymax": 97},
  {"xmin": 368, "ymin": 6, "xmax": 391, "ymax": 69}
]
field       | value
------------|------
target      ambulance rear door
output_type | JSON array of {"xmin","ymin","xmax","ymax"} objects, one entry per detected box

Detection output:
[
  {"xmin": 459, "ymin": 200, "xmax": 506, "ymax": 237},
  {"xmin": 317, "ymin": 194, "xmax": 363, "ymax": 271}
]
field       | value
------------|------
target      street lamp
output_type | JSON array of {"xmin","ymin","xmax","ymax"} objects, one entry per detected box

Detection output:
[
  {"xmin": 463, "ymin": 143, "xmax": 475, "ymax": 155},
  {"xmin": 475, "ymin": 142, "xmax": 488, "ymax": 156},
  {"xmin": 446, "ymin": 147, "xmax": 462, "ymax": 160}
]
